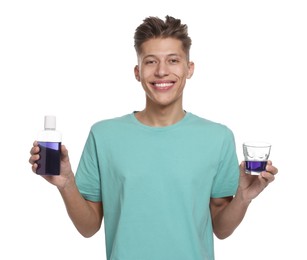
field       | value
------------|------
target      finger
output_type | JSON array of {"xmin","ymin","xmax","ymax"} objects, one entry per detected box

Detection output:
[
  {"xmin": 30, "ymin": 141, "xmax": 40, "ymax": 155},
  {"xmin": 30, "ymin": 146, "xmax": 40, "ymax": 156},
  {"xmin": 260, "ymin": 171, "xmax": 275, "ymax": 183},
  {"xmin": 29, "ymin": 154, "xmax": 39, "ymax": 165},
  {"xmin": 31, "ymin": 162, "xmax": 38, "ymax": 173},
  {"xmin": 265, "ymin": 162, "xmax": 278, "ymax": 175}
]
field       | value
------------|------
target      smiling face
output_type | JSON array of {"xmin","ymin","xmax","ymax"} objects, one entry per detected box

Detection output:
[{"xmin": 134, "ymin": 37, "xmax": 194, "ymax": 110}]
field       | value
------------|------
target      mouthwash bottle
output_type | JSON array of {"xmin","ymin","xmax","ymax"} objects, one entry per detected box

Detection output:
[{"xmin": 36, "ymin": 115, "xmax": 62, "ymax": 175}]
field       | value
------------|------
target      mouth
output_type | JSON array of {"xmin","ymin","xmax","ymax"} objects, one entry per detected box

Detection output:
[{"xmin": 151, "ymin": 81, "xmax": 175, "ymax": 91}]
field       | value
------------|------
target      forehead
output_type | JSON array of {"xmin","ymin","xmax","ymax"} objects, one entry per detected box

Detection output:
[{"xmin": 139, "ymin": 38, "xmax": 186, "ymax": 58}]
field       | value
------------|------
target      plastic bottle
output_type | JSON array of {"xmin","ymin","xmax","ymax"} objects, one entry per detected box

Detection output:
[{"xmin": 36, "ymin": 115, "xmax": 62, "ymax": 175}]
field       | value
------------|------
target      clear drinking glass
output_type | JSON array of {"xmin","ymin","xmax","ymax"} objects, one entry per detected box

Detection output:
[{"xmin": 243, "ymin": 142, "xmax": 271, "ymax": 175}]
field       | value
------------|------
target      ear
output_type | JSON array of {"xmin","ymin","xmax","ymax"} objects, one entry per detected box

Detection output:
[
  {"xmin": 187, "ymin": 61, "xmax": 195, "ymax": 79},
  {"xmin": 134, "ymin": 65, "xmax": 140, "ymax": 81}
]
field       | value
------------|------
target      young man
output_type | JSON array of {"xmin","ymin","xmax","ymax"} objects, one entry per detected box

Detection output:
[{"xmin": 29, "ymin": 16, "xmax": 278, "ymax": 260}]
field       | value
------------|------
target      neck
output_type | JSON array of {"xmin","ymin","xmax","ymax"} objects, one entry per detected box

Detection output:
[{"xmin": 135, "ymin": 103, "xmax": 186, "ymax": 127}]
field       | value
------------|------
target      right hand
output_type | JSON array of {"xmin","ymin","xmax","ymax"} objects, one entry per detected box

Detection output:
[{"xmin": 29, "ymin": 141, "xmax": 75, "ymax": 190}]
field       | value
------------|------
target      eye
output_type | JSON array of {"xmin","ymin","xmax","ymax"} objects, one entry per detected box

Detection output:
[
  {"xmin": 145, "ymin": 59, "xmax": 157, "ymax": 65},
  {"xmin": 169, "ymin": 58, "xmax": 179, "ymax": 64}
]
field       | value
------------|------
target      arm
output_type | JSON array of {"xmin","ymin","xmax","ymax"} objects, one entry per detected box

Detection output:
[
  {"xmin": 210, "ymin": 160, "xmax": 278, "ymax": 239},
  {"xmin": 58, "ymin": 176, "xmax": 103, "ymax": 238},
  {"xmin": 29, "ymin": 141, "xmax": 103, "ymax": 237}
]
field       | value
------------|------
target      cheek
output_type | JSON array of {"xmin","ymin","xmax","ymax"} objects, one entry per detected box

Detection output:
[
  {"xmin": 174, "ymin": 65, "xmax": 190, "ymax": 76},
  {"xmin": 139, "ymin": 69, "xmax": 153, "ymax": 81}
]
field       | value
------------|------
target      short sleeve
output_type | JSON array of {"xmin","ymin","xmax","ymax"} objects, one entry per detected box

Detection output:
[
  {"xmin": 75, "ymin": 130, "xmax": 102, "ymax": 202},
  {"xmin": 211, "ymin": 127, "xmax": 239, "ymax": 198}
]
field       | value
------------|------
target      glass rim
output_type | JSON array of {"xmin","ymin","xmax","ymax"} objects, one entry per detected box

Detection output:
[{"xmin": 243, "ymin": 141, "xmax": 271, "ymax": 148}]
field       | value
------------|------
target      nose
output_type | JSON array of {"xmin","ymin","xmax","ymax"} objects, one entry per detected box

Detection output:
[{"xmin": 155, "ymin": 62, "xmax": 169, "ymax": 77}]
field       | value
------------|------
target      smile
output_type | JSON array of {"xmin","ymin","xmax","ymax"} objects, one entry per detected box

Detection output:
[{"xmin": 152, "ymin": 82, "xmax": 174, "ymax": 91}]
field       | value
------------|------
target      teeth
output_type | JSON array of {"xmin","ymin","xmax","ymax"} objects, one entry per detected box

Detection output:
[{"xmin": 155, "ymin": 83, "xmax": 173, "ymax": 88}]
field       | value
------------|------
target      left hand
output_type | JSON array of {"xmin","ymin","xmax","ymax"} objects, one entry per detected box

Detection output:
[{"xmin": 237, "ymin": 160, "xmax": 278, "ymax": 202}]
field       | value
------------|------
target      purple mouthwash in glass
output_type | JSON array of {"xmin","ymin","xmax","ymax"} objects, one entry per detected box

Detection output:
[
  {"xmin": 36, "ymin": 115, "xmax": 62, "ymax": 175},
  {"xmin": 245, "ymin": 161, "xmax": 267, "ymax": 172}
]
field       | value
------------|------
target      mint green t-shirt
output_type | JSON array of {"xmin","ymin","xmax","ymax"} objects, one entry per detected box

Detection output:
[{"xmin": 75, "ymin": 112, "xmax": 239, "ymax": 260}]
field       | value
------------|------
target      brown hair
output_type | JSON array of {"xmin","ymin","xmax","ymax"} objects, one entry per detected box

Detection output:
[{"xmin": 134, "ymin": 15, "xmax": 192, "ymax": 59}]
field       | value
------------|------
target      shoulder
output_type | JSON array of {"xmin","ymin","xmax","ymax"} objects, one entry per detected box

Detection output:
[
  {"xmin": 187, "ymin": 113, "xmax": 234, "ymax": 136},
  {"xmin": 90, "ymin": 114, "xmax": 132, "ymax": 133}
]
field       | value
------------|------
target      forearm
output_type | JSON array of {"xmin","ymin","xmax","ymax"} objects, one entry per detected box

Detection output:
[
  {"xmin": 58, "ymin": 175, "xmax": 102, "ymax": 238},
  {"xmin": 212, "ymin": 190, "xmax": 251, "ymax": 239}
]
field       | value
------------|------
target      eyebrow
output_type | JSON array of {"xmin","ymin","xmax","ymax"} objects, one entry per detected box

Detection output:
[{"xmin": 143, "ymin": 53, "xmax": 182, "ymax": 59}]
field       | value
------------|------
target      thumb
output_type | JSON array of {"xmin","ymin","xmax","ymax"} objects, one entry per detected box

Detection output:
[
  {"xmin": 61, "ymin": 145, "xmax": 69, "ymax": 160},
  {"xmin": 239, "ymin": 161, "xmax": 246, "ymax": 175}
]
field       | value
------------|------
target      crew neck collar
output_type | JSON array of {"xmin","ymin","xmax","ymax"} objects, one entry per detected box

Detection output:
[{"xmin": 130, "ymin": 111, "xmax": 191, "ymax": 131}]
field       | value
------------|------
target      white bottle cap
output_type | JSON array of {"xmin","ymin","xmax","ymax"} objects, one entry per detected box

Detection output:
[{"xmin": 44, "ymin": 115, "xmax": 56, "ymax": 130}]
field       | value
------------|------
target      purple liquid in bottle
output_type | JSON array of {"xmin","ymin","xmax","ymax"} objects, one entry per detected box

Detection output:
[
  {"xmin": 36, "ymin": 141, "xmax": 61, "ymax": 175},
  {"xmin": 36, "ymin": 115, "xmax": 62, "ymax": 175},
  {"xmin": 245, "ymin": 161, "xmax": 267, "ymax": 172}
]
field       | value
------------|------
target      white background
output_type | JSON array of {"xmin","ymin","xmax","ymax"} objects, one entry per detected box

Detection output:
[{"xmin": 1, "ymin": 0, "xmax": 306, "ymax": 259}]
